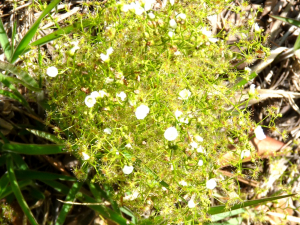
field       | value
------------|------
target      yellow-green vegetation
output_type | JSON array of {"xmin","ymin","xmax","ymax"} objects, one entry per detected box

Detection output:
[{"xmin": 24, "ymin": 0, "xmax": 270, "ymax": 223}]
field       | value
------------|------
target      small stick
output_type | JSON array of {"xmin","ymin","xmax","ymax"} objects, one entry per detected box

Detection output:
[{"xmin": 57, "ymin": 199, "xmax": 110, "ymax": 206}]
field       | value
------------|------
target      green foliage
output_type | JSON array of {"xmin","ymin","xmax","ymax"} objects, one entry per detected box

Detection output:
[{"xmin": 40, "ymin": 0, "xmax": 272, "ymax": 223}]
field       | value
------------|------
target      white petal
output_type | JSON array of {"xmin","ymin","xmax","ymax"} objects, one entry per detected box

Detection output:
[
  {"xmin": 254, "ymin": 126, "xmax": 266, "ymax": 140},
  {"xmin": 164, "ymin": 127, "xmax": 178, "ymax": 141},
  {"xmin": 135, "ymin": 104, "xmax": 150, "ymax": 119},
  {"xmin": 122, "ymin": 165, "xmax": 134, "ymax": 174},
  {"xmin": 46, "ymin": 66, "xmax": 58, "ymax": 77},
  {"xmin": 206, "ymin": 179, "xmax": 217, "ymax": 190},
  {"xmin": 85, "ymin": 95, "xmax": 96, "ymax": 108}
]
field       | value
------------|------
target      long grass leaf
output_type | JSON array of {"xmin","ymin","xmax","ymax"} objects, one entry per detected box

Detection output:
[
  {"xmin": 0, "ymin": 60, "xmax": 39, "ymax": 88},
  {"xmin": 0, "ymin": 173, "xmax": 9, "ymax": 197},
  {"xmin": 55, "ymin": 182, "xmax": 83, "ymax": 225},
  {"xmin": 11, "ymin": 0, "xmax": 61, "ymax": 63},
  {"xmin": 11, "ymin": 21, "xmax": 17, "ymax": 53},
  {"xmin": 208, "ymin": 194, "xmax": 296, "ymax": 215},
  {"xmin": 210, "ymin": 208, "xmax": 245, "ymax": 222},
  {"xmin": 2, "ymin": 143, "xmax": 66, "ymax": 155},
  {"xmin": 0, "ymin": 19, "xmax": 12, "ymax": 61},
  {"xmin": 0, "ymin": 179, "xmax": 32, "ymax": 199},
  {"xmin": 294, "ymin": 34, "xmax": 300, "ymax": 51},
  {"xmin": 0, "ymin": 90, "xmax": 25, "ymax": 104},
  {"xmin": 43, "ymin": 180, "xmax": 130, "ymax": 225},
  {"xmin": 270, "ymin": 15, "xmax": 300, "ymax": 27},
  {"xmin": 40, "ymin": 180, "xmax": 70, "ymax": 195},
  {"xmin": 28, "ymin": 19, "xmax": 93, "ymax": 49},
  {"xmin": 11, "ymin": 153, "xmax": 29, "ymax": 170},
  {"xmin": 0, "ymin": 72, "xmax": 32, "ymax": 111},
  {"xmin": 15, "ymin": 170, "xmax": 77, "ymax": 181},
  {"xmin": 6, "ymin": 155, "xmax": 38, "ymax": 225},
  {"xmin": 26, "ymin": 129, "xmax": 64, "ymax": 144}
]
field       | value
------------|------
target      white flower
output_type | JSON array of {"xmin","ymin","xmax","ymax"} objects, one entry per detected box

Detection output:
[
  {"xmin": 132, "ymin": 2, "xmax": 144, "ymax": 15},
  {"xmin": 170, "ymin": 0, "xmax": 174, "ymax": 5},
  {"xmin": 98, "ymin": 90, "xmax": 108, "ymax": 98},
  {"xmin": 122, "ymin": 165, "xmax": 134, "ymax": 174},
  {"xmin": 46, "ymin": 66, "xmax": 58, "ymax": 77},
  {"xmin": 91, "ymin": 91, "xmax": 101, "ymax": 98},
  {"xmin": 168, "ymin": 31, "xmax": 175, "ymax": 38},
  {"xmin": 169, "ymin": 19, "xmax": 177, "ymax": 29},
  {"xmin": 116, "ymin": 92, "xmax": 127, "ymax": 101},
  {"xmin": 201, "ymin": 27, "xmax": 218, "ymax": 43},
  {"xmin": 144, "ymin": 0, "xmax": 155, "ymax": 11},
  {"xmin": 85, "ymin": 95, "xmax": 96, "ymax": 108},
  {"xmin": 164, "ymin": 127, "xmax": 178, "ymax": 141},
  {"xmin": 70, "ymin": 41, "xmax": 80, "ymax": 54},
  {"xmin": 254, "ymin": 125, "xmax": 266, "ymax": 140},
  {"xmin": 197, "ymin": 146, "xmax": 205, "ymax": 153},
  {"xmin": 174, "ymin": 50, "xmax": 181, "ymax": 55},
  {"xmin": 194, "ymin": 135, "xmax": 203, "ymax": 142},
  {"xmin": 178, "ymin": 89, "xmax": 191, "ymax": 100},
  {"xmin": 177, "ymin": 13, "xmax": 186, "ymax": 20},
  {"xmin": 241, "ymin": 150, "xmax": 251, "ymax": 159},
  {"xmin": 190, "ymin": 142, "xmax": 198, "ymax": 149},
  {"xmin": 125, "ymin": 143, "xmax": 133, "ymax": 149},
  {"xmin": 198, "ymin": 160, "xmax": 203, "ymax": 166},
  {"xmin": 162, "ymin": 187, "xmax": 167, "ymax": 191},
  {"xmin": 124, "ymin": 191, "xmax": 139, "ymax": 200},
  {"xmin": 106, "ymin": 47, "xmax": 114, "ymax": 55},
  {"xmin": 180, "ymin": 117, "xmax": 189, "ymax": 124},
  {"xmin": 188, "ymin": 199, "xmax": 196, "ymax": 208},
  {"xmin": 82, "ymin": 152, "xmax": 90, "ymax": 160},
  {"xmin": 249, "ymin": 84, "xmax": 256, "ymax": 95},
  {"xmin": 254, "ymin": 23, "xmax": 261, "ymax": 32},
  {"xmin": 245, "ymin": 67, "xmax": 251, "ymax": 74},
  {"xmin": 206, "ymin": 179, "xmax": 217, "ymax": 190},
  {"xmin": 104, "ymin": 128, "xmax": 112, "ymax": 134},
  {"xmin": 135, "ymin": 104, "xmax": 150, "ymax": 119},
  {"xmin": 179, "ymin": 180, "xmax": 187, "ymax": 186},
  {"xmin": 100, "ymin": 53, "xmax": 109, "ymax": 62},
  {"xmin": 175, "ymin": 110, "xmax": 183, "ymax": 118},
  {"xmin": 105, "ymin": 77, "xmax": 114, "ymax": 83},
  {"xmin": 122, "ymin": 4, "xmax": 130, "ymax": 12},
  {"xmin": 148, "ymin": 12, "xmax": 155, "ymax": 19}
]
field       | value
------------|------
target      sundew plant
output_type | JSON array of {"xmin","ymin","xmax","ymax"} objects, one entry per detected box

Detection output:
[{"xmin": 35, "ymin": 0, "xmax": 269, "ymax": 223}]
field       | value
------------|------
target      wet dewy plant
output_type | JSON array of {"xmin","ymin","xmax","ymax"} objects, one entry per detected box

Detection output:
[{"xmin": 40, "ymin": 0, "xmax": 275, "ymax": 223}]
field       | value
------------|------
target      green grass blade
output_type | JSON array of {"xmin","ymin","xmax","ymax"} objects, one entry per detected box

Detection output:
[
  {"xmin": 43, "ymin": 180, "xmax": 131, "ymax": 225},
  {"xmin": 0, "ymin": 179, "xmax": 32, "ymax": 199},
  {"xmin": 270, "ymin": 15, "xmax": 300, "ymax": 27},
  {"xmin": 6, "ymin": 155, "xmax": 38, "ymax": 225},
  {"xmin": 4, "ymin": 76, "xmax": 41, "ymax": 92},
  {"xmin": 55, "ymin": 182, "xmax": 83, "ymax": 225},
  {"xmin": 208, "ymin": 194, "xmax": 296, "ymax": 215},
  {"xmin": 40, "ymin": 180, "xmax": 70, "ymax": 195},
  {"xmin": 11, "ymin": 153, "xmax": 29, "ymax": 170},
  {"xmin": 80, "ymin": 194, "xmax": 131, "ymax": 225},
  {"xmin": 0, "ymin": 18, "xmax": 12, "ymax": 61},
  {"xmin": 15, "ymin": 170, "xmax": 77, "ymax": 181},
  {"xmin": 0, "ymin": 60, "xmax": 39, "ymax": 88},
  {"xmin": 88, "ymin": 182, "xmax": 121, "ymax": 215},
  {"xmin": 0, "ymin": 73, "xmax": 32, "ymax": 111},
  {"xmin": 26, "ymin": 129, "xmax": 64, "ymax": 144},
  {"xmin": 210, "ymin": 208, "xmax": 245, "ymax": 222},
  {"xmin": 11, "ymin": 21, "xmax": 17, "ymax": 53},
  {"xmin": 294, "ymin": 34, "xmax": 300, "ymax": 50},
  {"xmin": 0, "ymin": 173, "xmax": 9, "ymax": 197},
  {"xmin": 0, "ymin": 90, "xmax": 26, "ymax": 104},
  {"xmin": 28, "ymin": 19, "xmax": 93, "ymax": 49},
  {"xmin": 11, "ymin": 0, "xmax": 61, "ymax": 63},
  {"xmin": 120, "ymin": 207, "xmax": 138, "ymax": 225},
  {"xmin": 2, "ymin": 143, "xmax": 66, "ymax": 155}
]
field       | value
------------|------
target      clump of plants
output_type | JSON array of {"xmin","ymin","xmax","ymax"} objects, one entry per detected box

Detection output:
[{"xmin": 30, "ymin": 0, "xmax": 270, "ymax": 223}]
